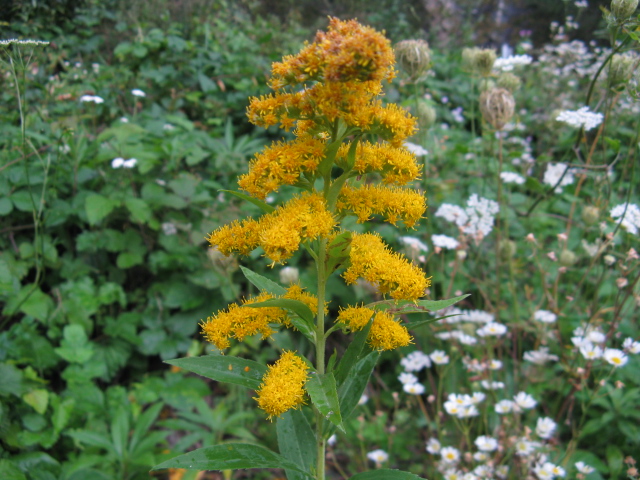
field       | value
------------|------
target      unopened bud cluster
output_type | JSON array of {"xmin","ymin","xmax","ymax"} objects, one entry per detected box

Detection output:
[
  {"xmin": 395, "ymin": 39, "xmax": 432, "ymax": 80},
  {"xmin": 462, "ymin": 47, "xmax": 497, "ymax": 77},
  {"xmin": 479, "ymin": 88, "xmax": 515, "ymax": 130}
]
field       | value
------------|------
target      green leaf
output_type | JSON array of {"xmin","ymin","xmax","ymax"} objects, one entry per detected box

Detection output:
[
  {"xmin": 116, "ymin": 252, "xmax": 143, "ymax": 269},
  {"xmin": 220, "ymin": 190, "xmax": 275, "ymax": 213},
  {"xmin": 151, "ymin": 443, "xmax": 313, "ymax": 476},
  {"xmin": 22, "ymin": 389, "xmax": 49, "ymax": 415},
  {"xmin": 246, "ymin": 298, "xmax": 315, "ymax": 342},
  {"xmin": 17, "ymin": 286, "xmax": 53, "ymax": 322},
  {"xmin": 52, "ymin": 397, "xmax": 75, "ymax": 435},
  {"xmin": 277, "ymin": 410, "xmax": 316, "ymax": 480},
  {"xmin": 124, "ymin": 197, "xmax": 152, "ymax": 224},
  {"xmin": 0, "ymin": 363, "xmax": 23, "ymax": 397},
  {"xmin": 367, "ymin": 294, "xmax": 469, "ymax": 316},
  {"xmin": 67, "ymin": 430, "xmax": 116, "ymax": 454},
  {"xmin": 111, "ymin": 406, "xmax": 130, "ymax": 459},
  {"xmin": 334, "ymin": 320, "xmax": 374, "ymax": 385},
  {"xmin": 239, "ymin": 266, "xmax": 286, "ymax": 295},
  {"xmin": 405, "ymin": 314, "xmax": 460, "ymax": 330},
  {"xmin": 165, "ymin": 355, "xmax": 267, "ymax": 390},
  {"xmin": 349, "ymin": 469, "xmax": 426, "ymax": 479},
  {"xmin": 0, "ymin": 197, "xmax": 13, "ymax": 216},
  {"xmin": 54, "ymin": 325, "xmax": 94, "ymax": 364},
  {"xmin": 606, "ymin": 444, "xmax": 624, "ymax": 478},
  {"xmin": 305, "ymin": 373, "xmax": 343, "ymax": 431},
  {"xmin": 332, "ymin": 351, "xmax": 379, "ymax": 434},
  {"xmin": 326, "ymin": 231, "xmax": 352, "ymax": 273},
  {"xmin": 0, "ymin": 460, "xmax": 27, "ymax": 480},
  {"xmin": 85, "ymin": 194, "xmax": 119, "ymax": 225},
  {"xmin": 130, "ymin": 403, "xmax": 164, "ymax": 456}
]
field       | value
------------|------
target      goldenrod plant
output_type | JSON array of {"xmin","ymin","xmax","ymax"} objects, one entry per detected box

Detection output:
[{"xmin": 153, "ymin": 18, "xmax": 465, "ymax": 480}]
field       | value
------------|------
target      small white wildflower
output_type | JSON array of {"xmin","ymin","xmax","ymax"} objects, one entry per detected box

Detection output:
[
  {"xmin": 488, "ymin": 359, "xmax": 503, "ymax": 370},
  {"xmin": 543, "ymin": 163, "xmax": 575, "ymax": 193},
  {"xmin": 404, "ymin": 141, "xmax": 429, "ymax": 156},
  {"xmin": 430, "ymin": 350, "xmax": 450, "ymax": 365},
  {"xmin": 470, "ymin": 392, "xmax": 486, "ymax": 404},
  {"xmin": 131, "ymin": 88, "xmax": 146, "ymax": 97},
  {"xmin": 604, "ymin": 348, "xmax": 628, "ymax": 367},
  {"xmin": 575, "ymin": 462, "xmax": 595, "ymax": 474},
  {"xmin": 473, "ymin": 465, "xmax": 493, "ymax": 478},
  {"xmin": 161, "ymin": 222, "xmax": 177, "ymax": 236},
  {"xmin": 623, "ymin": 337, "xmax": 640, "ymax": 354},
  {"xmin": 327, "ymin": 434, "xmax": 337, "ymax": 446},
  {"xmin": 514, "ymin": 437, "xmax": 539, "ymax": 456},
  {"xmin": 477, "ymin": 322, "xmax": 507, "ymax": 337},
  {"xmin": 458, "ymin": 404, "xmax": 479, "ymax": 418},
  {"xmin": 534, "ymin": 463, "xmax": 555, "ymax": 480},
  {"xmin": 481, "ymin": 380, "xmax": 505, "ymax": 390},
  {"xmin": 610, "ymin": 203, "xmax": 640, "ymax": 235},
  {"xmin": 495, "ymin": 399, "xmax": 514, "ymax": 414},
  {"xmin": 435, "ymin": 204, "xmax": 468, "ymax": 224},
  {"xmin": 366, "ymin": 449, "xmax": 388, "ymax": 464},
  {"xmin": 461, "ymin": 310, "xmax": 494, "ymax": 323},
  {"xmin": 358, "ymin": 394, "xmax": 369, "ymax": 405},
  {"xmin": 451, "ymin": 107, "xmax": 465, "ymax": 123},
  {"xmin": 524, "ymin": 347, "xmax": 559, "ymax": 365},
  {"xmin": 475, "ymin": 435, "xmax": 498, "ymax": 452},
  {"xmin": 401, "ymin": 351, "xmax": 432, "ymax": 371},
  {"xmin": 403, "ymin": 383, "xmax": 426, "ymax": 395},
  {"xmin": 545, "ymin": 463, "xmax": 566, "ymax": 478},
  {"xmin": 398, "ymin": 372, "xmax": 419, "ymax": 385},
  {"xmin": 556, "ymin": 106, "xmax": 603, "ymax": 131},
  {"xmin": 575, "ymin": 0, "xmax": 588, "ymax": 7},
  {"xmin": 120, "ymin": 117, "xmax": 129, "ymax": 123},
  {"xmin": 500, "ymin": 171, "xmax": 525, "ymax": 184},
  {"xmin": 473, "ymin": 451, "xmax": 488, "ymax": 462},
  {"xmin": 399, "ymin": 236, "xmax": 429, "ymax": 253},
  {"xmin": 80, "ymin": 94, "xmax": 104, "ymax": 104},
  {"xmin": 444, "ymin": 469, "xmax": 464, "ymax": 480},
  {"xmin": 426, "ymin": 438, "xmax": 441, "ymax": 454},
  {"xmin": 496, "ymin": 465, "xmax": 509, "ymax": 478},
  {"xmin": 494, "ymin": 54, "xmax": 533, "ymax": 71},
  {"xmin": 534, "ymin": 310, "xmax": 557, "ymax": 323},
  {"xmin": 432, "ymin": 234, "xmax": 460, "ymax": 250},
  {"xmin": 122, "ymin": 158, "xmax": 137, "ymax": 168},
  {"xmin": 514, "ymin": 391, "xmax": 537, "ymax": 409},
  {"xmin": 163, "ymin": 123, "xmax": 176, "ymax": 130},
  {"xmin": 111, "ymin": 157, "xmax": 125, "ymax": 169},
  {"xmin": 586, "ymin": 330, "xmax": 605, "ymax": 343},
  {"xmin": 536, "ymin": 417, "xmax": 557, "ymax": 439},
  {"xmin": 440, "ymin": 446, "xmax": 460, "ymax": 464}
]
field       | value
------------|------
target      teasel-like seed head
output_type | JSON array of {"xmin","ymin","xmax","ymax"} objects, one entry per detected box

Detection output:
[
  {"xmin": 497, "ymin": 72, "xmax": 521, "ymax": 92},
  {"xmin": 611, "ymin": 0, "xmax": 639, "ymax": 21},
  {"xmin": 416, "ymin": 100, "xmax": 437, "ymax": 129},
  {"xmin": 462, "ymin": 47, "xmax": 497, "ymax": 77},
  {"xmin": 395, "ymin": 39, "xmax": 432, "ymax": 80},
  {"xmin": 479, "ymin": 87, "xmax": 515, "ymax": 130}
]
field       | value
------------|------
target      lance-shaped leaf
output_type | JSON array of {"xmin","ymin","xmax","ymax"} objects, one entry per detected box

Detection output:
[
  {"xmin": 240, "ymin": 266, "xmax": 287, "ymax": 296},
  {"xmin": 246, "ymin": 298, "xmax": 316, "ymax": 343},
  {"xmin": 165, "ymin": 355, "xmax": 267, "ymax": 390},
  {"xmin": 334, "ymin": 318, "xmax": 374, "ymax": 385},
  {"xmin": 277, "ymin": 410, "xmax": 316, "ymax": 480},
  {"xmin": 220, "ymin": 189, "xmax": 275, "ymax": 214},
  {"xmin": 326, "ymin": 231, "xmax": 352, "ymax": 273},
  {"xmin": 349, "ymin": 469, "xmax": 427, "ymax": 479},
  {"xmin": 152, "ymin": 443, "xmax": 312, "ymax": 477},
  {"xmin": 305, "ymin": 372, "xmax": 344, "ymax": 432},
  {"xmin": 405, "ymin": 313, "xmax": 461, "ymax": 330},
  {"xmin": 366, "ymin": 294, "xmax": 469, "ymax": 316}
]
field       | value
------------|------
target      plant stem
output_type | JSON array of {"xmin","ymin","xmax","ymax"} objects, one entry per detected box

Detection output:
[{"xmin": 315, "ymin": 238, "xmax": 328, "ymax": 480}]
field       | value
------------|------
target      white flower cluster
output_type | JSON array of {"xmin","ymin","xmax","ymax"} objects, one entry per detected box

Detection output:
[
  {"xmin": 494, "ymin": 54, "xmax": 533, "ymax": 71},
  {"xmin": 0, "ymin": 38, "xmax": 50, "ymax": 46},
  {"xmin": 435, "ymin": 194, "xmax": 499, "ymax": 242},
  {"xmin": 500, "ymin": 171, "xmax": 525, "ymax": 185},
  {"xmin": 534, "ymin": 309, "xmax": 557, "ymax": 323},
  {"xmin": 444, "ymin": 392, "xmax": 485, "ymax": 418},
  {"xmin": 111, "ymin": 157, "xmax": 137, "ymax": 169},
  {"xmin": 131, "ymin": 88, "xmax": 146, "ymax": 97},
  {"xmin": 571, "ymin": 325, "xmax": 638, "ymax": 366},
  {"xmin": 524, "ymin": 346, "xmax": 559, "ymax": 365},
  {"xmin": 543, "ymin": 162, "xmax": 575, "ymax": 193},
  {"xmin": 80, "ymin": 95, "xmax": 105, "ymax": 104},
  {"xmin": 432, "ymin": 234, "xmax": 460, "ymax": 250},
  {"xmin": 404, "ymin": 141, "xmax": 428, "ymax": 156},
  {"xmin": 399, "ymin": 236, "xmax": 429, "ymax": 253},
  {"xmin": 555, "ymin": 106, "xmax": 603, "ymax": 131},
  {"xmin": 610, "ymin": 203, "xmax": 640, "ymax": 235}
]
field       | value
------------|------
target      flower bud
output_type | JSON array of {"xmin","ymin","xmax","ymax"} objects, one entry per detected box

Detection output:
[
  {"xmin": 479, "ymin": 88, "xmax": 515, "ymax": 130},
  {"xmin": 395, "ymin": 40, "xmax": 432, "ymax": 79},
  {"xmin": 497, "ymin": 72, "xmax": 521, "ymax": 92},
  {"xmin": 611, "ymin": 0, "xmax": 638, "ymax": 21},
  {"xmin": 279, "ymin": 266, "xmax": 299, "ymax": 284},
  {"xmin": 416, "ymin": 101, "xmax": 437, "ymax": 129},
  {"xmin": 604, "ymin": 254, "xmax": 616, "ymax": 265},
  {"xmin": 609, "ymin": 53, "xmax": 635, "ymax": 88},
  {"xmin": 581, "ymin": 206, "xmax": 600, "ymax": 225},
  {"xmin": 499, "ymin": 239, "xmax": 517, "ymax": 260},
  {"xmin": 462, "ymin": 47, "xmax": 497, "ymax": 77},
  {"xmin": 559, "ymin": 249, "xmax": 578, "ymax": 267}
]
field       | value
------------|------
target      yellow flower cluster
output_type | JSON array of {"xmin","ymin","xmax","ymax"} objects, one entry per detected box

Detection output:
[
  {"xmin": 337, "ymin": 184, "xmax": 426, "ymax": 228},
  {"xmin": 238, "ymin": 136, "xmax": 326, "ymax": 199},
  {"xmin": 336, "ymin": 306, "xmax": 412, "ymax": 350},
  {"xmin": 343, "ymin": 233, "xmax": 430, "ymax": 300},
  {"xmin": 207, "ymin": 193, "xmax": 335, "ymax": 264},
  {"xmin": 254, "ymin": 351, "xmax": 309, "ymax": 419},
  {"xmin": 200, "ymin": 285, "xmax": 320, "ymax": 350},
  {"xmin": 336, "ymin": 141, "xmax": 420, "ymax": 185}
]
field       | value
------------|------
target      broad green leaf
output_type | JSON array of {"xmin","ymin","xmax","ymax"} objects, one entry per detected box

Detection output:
[
  {"xmin": 219, "ymin": 190, "xmax": 275, "ymax": 213},
  {"xmin": 124, "ymin": 197, "xmax": 152, "ymax": 224},
  {"xmin": 116, "ymin": 252, "xmax": 144, "ymax": 269},
  {"xmin": 22, "ymin": 389, "xmax": 49, "ymax": 415},
  {"xmin": 54, "ymin": 325, "xmax": 94, "ymax": 364},
  {"xmin": 334, "ymin": 320, "xmax": 374, "ymax": 385},
  {"xmin": 367, "ymin": 294, "xmax": 469, "ymax": 316},
  {"xmin": 277, "ymin": 410, "xmax": 316, "ymax": 480},
  {"xmin": 111, "ymin": 406, "xmax": 130, "ymax": 459},
  {"xmin": 305, "ymin": 373, "xmax": 343, "ymax": 431},
  {"xmin": 17, "ymin": 286, "xmax": 53, "ymax": 322},
  {"xmin": 0, "ymin": 197, "xmax": 13, "ymax": 216},
  {"xmin": 0, "ymin": 460, "xmax": 27, "ymax": 480},
  {"xmin": 0, "ymin": 363, "xmax": 23, "ymax": 397},
  {"xmin": 165, "ymin": 355, "xmax": 267, "ymax": 390},
  {"xmin": 350, "ymin": 469, "xmax": 426, "ymax": 479},
  {"xmin": 606, "ymin": 444, "xmax": 624, "ymax": 478},
  {"xmin": 246, "ymin": 298, "xmax": 316, "ymax": 343},
  {"xmin": 85, "ymin": 194, "xmax": 119, "ymax": 225},
  {"xmin": 52, "ymin": 397, "xmax": 75, "ymax": 435},
  {"xmin": 239, "ymin": 266, "xmax": 286, "ymax": 295},
  {"xmin": 151, "ymin": 443, "xmax": 312, "ymax": 477}
]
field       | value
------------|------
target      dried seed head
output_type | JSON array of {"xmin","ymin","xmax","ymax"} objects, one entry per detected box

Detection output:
[
  {"xmin": 581, "ymin": 206, "xmax": 600, "ymax": 225},
  {"xmin": 479, "ymin": 88, "xmax": 515, "ymax": 130},
  {"xmin": 559, "ymin": 249, "xmax": 578, "ymax": 267},
  {"xmin": 416, "ymin": 101, "xmax": 437, "ymax": 129},
  {"xmin": 611, "ymin": 0, "xmax": 639, "ymax": 21},
  {"xmin": 395, "ymin": 40, "xmax": 432, "ymax": 79},
  {"xmin": 462, "ymin": 47, "xmax": 497, "ymax": 77},
  {"xmin": 609, "ymin": 53, "xmax": 636, "ymax": 88}
]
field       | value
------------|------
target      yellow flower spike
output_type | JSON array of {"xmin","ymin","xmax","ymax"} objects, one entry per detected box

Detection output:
[
  {"xmin": 368, "ymin": 311, "xmax": 413, "ymax": 350},
  {"xmin": 337, "ymin": 141, "xmax": 421, "ymax": 185},
  {"xmin": 336, "ymin": 305, "xmax": 375, "ymax": 331},
  {"xmin": 337, "ymin": 184, "xmax": 427, "ymax": 228},
  {"xmin": 254, "ymin": 351, "xmax": 310, "ymax": 420},
  {"xmin": 206, "ymin": 218, "xmax": 261, "ymax": 257},
  {"xmin": 343, "ymin": 232, "xmax": 430, "ymax": 301}
]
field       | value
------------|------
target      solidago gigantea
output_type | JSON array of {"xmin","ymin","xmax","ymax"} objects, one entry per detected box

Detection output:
[{"xmin": 203, "ymin": 17, "xmax": 432, "ymax": 423}]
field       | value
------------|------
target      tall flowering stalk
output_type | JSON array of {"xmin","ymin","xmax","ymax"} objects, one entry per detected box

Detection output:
[{"xmin": 154, "ymin": 18, "xmax": 464, "ymax": 480}]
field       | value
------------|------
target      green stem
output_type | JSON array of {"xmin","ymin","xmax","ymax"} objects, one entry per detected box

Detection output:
[{"xmin": 315, "ymin": 238, "xmax": 328, "ymax": 480}]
